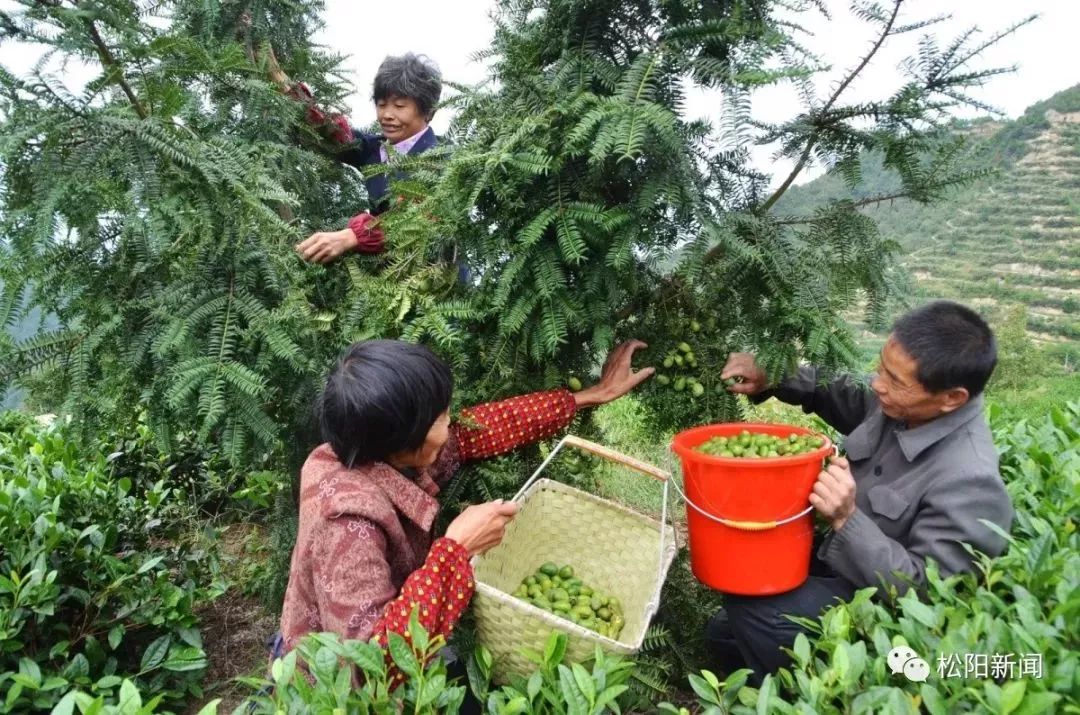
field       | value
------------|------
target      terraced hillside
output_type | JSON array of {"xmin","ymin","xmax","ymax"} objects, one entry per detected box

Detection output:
[
  {"xmin": 900, "ymin": 111, "xmax": 1080, "ymax": 344},
  {"xmin": 778, "ymin": 86, "xmax": 1080, "ymax": 351}
]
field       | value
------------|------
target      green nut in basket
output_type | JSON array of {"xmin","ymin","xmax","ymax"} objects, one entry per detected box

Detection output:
[{"xmin": 513, "ymin": 563, "xmax": 626, "ymax": 640}]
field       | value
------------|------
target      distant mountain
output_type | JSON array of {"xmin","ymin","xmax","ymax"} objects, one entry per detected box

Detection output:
[{"xmin": 776, "ymin": 85, "xmax": 1080, "ymax": 349}]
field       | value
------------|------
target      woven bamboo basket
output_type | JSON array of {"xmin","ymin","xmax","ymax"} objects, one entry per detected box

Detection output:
[{"xmin": 471, "ymin": 435, "xmax": 677, "ymax": 684}]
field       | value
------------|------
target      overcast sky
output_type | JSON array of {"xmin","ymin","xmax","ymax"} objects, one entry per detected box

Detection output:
[
  {"xmin": 1, "ymin": 0, "xmax": 1077, "ymax": 184},
  {"xmin": 317, "ymin": 0, "xmax": 1076, "ymax": 183}
]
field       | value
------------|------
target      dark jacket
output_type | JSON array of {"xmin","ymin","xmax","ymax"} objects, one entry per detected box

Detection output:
[{"xmin": 335, "ymin": 126, "xmax": 439, "ymax": 215}]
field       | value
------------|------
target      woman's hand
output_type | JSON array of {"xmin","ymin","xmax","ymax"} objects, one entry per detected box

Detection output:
[
  {"xmin": 574, "ymin": 340, "xmax": 655, "ymax": 408},
  {"xmin": 296, "ymin": 229, "xmax": 356, "ymax": 264},
  {"xmin": 445, "ymin": 500, "xmax": 519, "ymax": 557}
]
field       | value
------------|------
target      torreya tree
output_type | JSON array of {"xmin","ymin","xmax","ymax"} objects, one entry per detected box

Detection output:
[{"xmin": 1, "ymin": 0, "xmax": 1028, "ymax": 468}]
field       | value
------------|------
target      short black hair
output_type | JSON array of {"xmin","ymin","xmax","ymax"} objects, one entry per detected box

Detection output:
[
  {"xmin": 891, "ymin": 301, "xmax": 997, "ymax": 397},
  {"xmin": 372, "ymin": 53, "xmax": 442, "ymax": 120},
  {"xmin": 319, "ymin": 340, "xmax": 453, "ymax": 467}
]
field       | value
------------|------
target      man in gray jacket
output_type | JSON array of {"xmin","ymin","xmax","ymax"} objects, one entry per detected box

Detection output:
[{"xmin": 707, "ymin": 300, "xmax": 1014, "ymax": 680}]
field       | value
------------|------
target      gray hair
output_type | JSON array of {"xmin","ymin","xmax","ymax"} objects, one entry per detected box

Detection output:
[{"xmin": 372, "ymin": 53, "xmax": 443, "ymax": 120}]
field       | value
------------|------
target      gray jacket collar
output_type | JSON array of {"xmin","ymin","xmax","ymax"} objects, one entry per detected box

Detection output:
[
  {"xmin": 896, "ymin": 394, "xmax": 985, "ymax": 462},
  {"xmin": 843, "ymin": 394, "xmax": 985, "ymax": 463}
]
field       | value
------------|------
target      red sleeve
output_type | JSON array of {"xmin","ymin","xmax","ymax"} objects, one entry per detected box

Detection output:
[
  {"xmin": 347, "ymin": 212, "xmax": 386, "ymax": 254},
  {"xmin": 371, "ymin": 537, "xmax": 474, "ymax": 686},
  {"xmin": 453, "ymin": 389, "xmax": 578, "ymax": 462},
  {"xmin": 285, "ymin": 81, "xmax": 353, "ymax": 145}
]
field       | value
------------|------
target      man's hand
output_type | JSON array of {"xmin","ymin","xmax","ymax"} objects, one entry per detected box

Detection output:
[
  {"xmin": 720, "ymin": 352, "xmax": 769, "ymax": 395},
  {"xmin": 296, "ymin": 229, "xmax": 355, "ymax": 264},
  {"xmin": 573, "ymin": 340, "xmax": 655, "ymax": 408},
  {"xmin": 809, "ymin": 455, "xmax": 857, "ymax": 531}
]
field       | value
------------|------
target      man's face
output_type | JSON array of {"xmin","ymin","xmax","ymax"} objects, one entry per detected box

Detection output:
[
  {"xmin": 376, "ymin": 94, "xmax": 427, "ymax": 144},
  {"xmin": 871, "ymin": 336, "xmax": 969, "ymax": 426}
]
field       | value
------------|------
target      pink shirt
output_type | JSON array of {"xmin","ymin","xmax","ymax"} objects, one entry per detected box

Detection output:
[{"xmin": 379, "ymin": 126, "xmax": 430, "ymax": 163}]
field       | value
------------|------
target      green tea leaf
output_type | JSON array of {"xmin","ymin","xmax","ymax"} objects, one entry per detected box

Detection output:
[
  {"xmin": 570, "ymin": 662, "xmax": 595, "ymax": 703},
  {"xmin": 387, "ymin": 632, "xmax": 420, "ymax": 679},
  {"xmin": 1001, "ymin": 680, "xmax": 1026, "ymax": 715},
  {"xmin": 117, "ymin": 679, "xmax": 142, "ymax": 712},
  {"xmin": 139, "ymin": 635, "xmax": 171, "ymax": 671},
  {"xmin": 108, "ymin": 625, "xmax": 124, "ymax": 651},
  {"xmin": 557, "ymin": 664, "xmax": 589, "ymax": 715},
  {"xmin": 543, "ymin": 632, "xmax": 568, "ymax": 668},
  {"xmin": 793, "ymin": 633, "xmax": 811, "ymax": 667}
]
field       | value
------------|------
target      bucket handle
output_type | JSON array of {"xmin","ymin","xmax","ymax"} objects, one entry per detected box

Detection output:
[
  {"xmin": 664, "ymin": 443, "xmax": 839, "ymax": 531},
  {"xmin": 512, "ymin": 434, "xmax": 674, "ymax": 620}
]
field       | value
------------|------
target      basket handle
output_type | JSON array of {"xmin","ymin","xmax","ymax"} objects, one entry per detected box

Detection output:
[
  {"xmin": 561, "ymin": 435, "xmax": 670, "ymax": 482},
  {"xmin": 512, "ymin": 434, "xmax": 671, "ymax": 503}
]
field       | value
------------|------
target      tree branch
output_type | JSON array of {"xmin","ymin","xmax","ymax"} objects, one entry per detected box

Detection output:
[
  {"xmin": 772, "ymin": 191, "xmax": 913, "ymax": 226},
  {"xmin": 758, "ymin": 0, "xmax": 904, "ymax": 214},
  {"xmin": 82, "ymin": 18, "xmax": 148, "ymax": 119}
]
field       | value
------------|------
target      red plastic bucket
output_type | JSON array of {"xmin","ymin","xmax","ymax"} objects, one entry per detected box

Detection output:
[{"xmin": 671, "ymin": 423, "xmax": 832, "ymax": 596}]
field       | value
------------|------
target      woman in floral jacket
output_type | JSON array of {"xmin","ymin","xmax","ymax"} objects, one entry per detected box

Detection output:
[{"xmin": 277, "ymin": 338, "xmax": 654, "ymax": 678}]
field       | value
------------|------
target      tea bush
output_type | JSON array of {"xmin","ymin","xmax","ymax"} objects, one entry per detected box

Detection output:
[
  {"xmin": 0, "ymin": 418, "xmax": 225, "ymax": 711},
  {"xmin": 15, "ymin": 402, "xmax": 1079, "ymax": 714}
]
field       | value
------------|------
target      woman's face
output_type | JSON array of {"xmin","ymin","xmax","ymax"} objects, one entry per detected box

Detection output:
[
  {"xmin": 412, "ymin": 410, "xmax": 451, "ymax": 468},
  {"xmin": 376, "ymin": 94, "xmax": 428, "ymax": 144}
]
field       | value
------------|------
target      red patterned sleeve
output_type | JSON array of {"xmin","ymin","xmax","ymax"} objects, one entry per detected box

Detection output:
[
  {"xmin": 454, "ymin": 389, "xmax": 578, "ymax": 462},
  {"xmin": 371, "ymin": 537, "xmax": 474, "ymax": 686},
  {"xmin": 311, "ymin": 519, "xmax": 473, "ymax": 685},
  {"xmin": 285, "ymin": 81, "xmax": 353, "ymax": 145},
  {"xmin": 347, "ymin": 212, "xmax": 386, "ymax": 254}
]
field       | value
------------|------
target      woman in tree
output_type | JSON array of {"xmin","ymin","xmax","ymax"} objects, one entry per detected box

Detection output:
[
  {"xmin": 267, "ymin": 49, "xmax": 442, "ymax": 264},
  {"xmin": 276, "ymin": 338, "xmax": 654, "ymax": 682}
]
